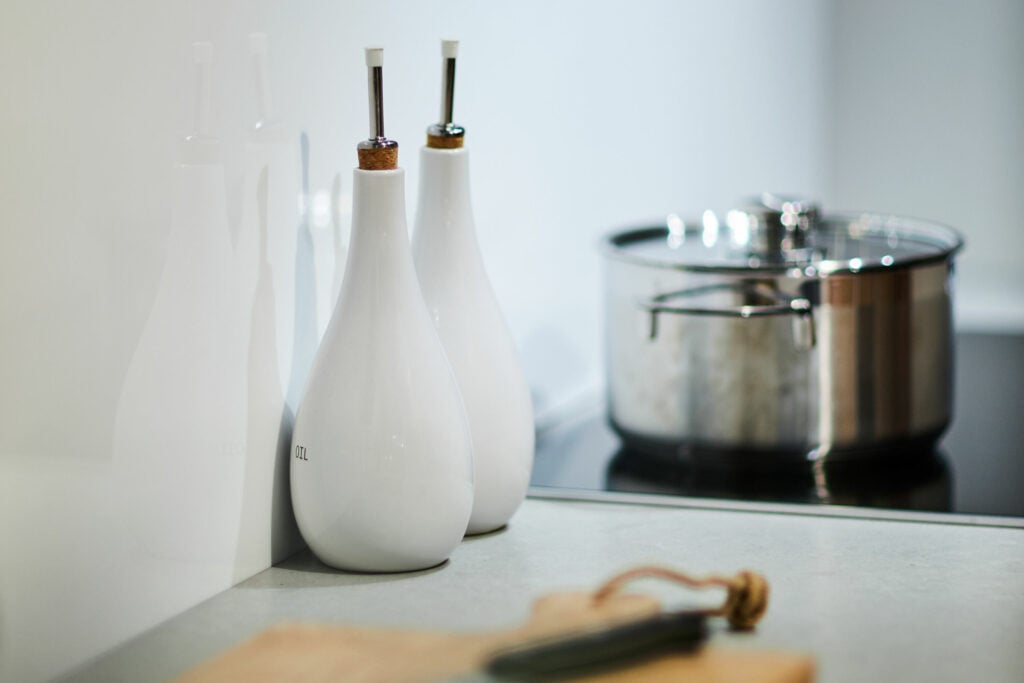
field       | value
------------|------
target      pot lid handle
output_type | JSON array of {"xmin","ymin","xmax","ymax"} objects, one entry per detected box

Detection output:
[{"xmin": 736, "ymin": 193, "xmax": 820, "ymax": 259}]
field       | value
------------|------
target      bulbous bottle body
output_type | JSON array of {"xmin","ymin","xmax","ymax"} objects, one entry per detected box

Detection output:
[
  {"xmin": 413, "ymin": 146, "xmax": 535, "ymax": 535},
  {"xmin": 291, "ymin": 167, "xmax": 473, "ymax": 572}
]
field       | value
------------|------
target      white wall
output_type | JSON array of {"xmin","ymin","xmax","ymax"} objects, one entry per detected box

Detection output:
[
  {"xmin": 18, "ymin": 0, "xmax": 1024, "ymax": 680},
  {"xmin": 827, "ymin": 0, "xmax": 1024, "ymax": 330}
]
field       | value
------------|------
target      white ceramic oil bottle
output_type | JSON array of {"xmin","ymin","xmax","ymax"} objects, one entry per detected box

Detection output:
[
  {"xmin": 413, "ymin": 40, "xmax": 534, "ymax": 535},
  {"xmin": 290, "ymin": 48, "xmax": 473, "ymax": 572}
]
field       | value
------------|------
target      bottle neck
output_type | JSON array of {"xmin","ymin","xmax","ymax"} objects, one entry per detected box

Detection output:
[
  {"xmin": 415, "ymin": 146, "xmax": 477, "ymax": 247},
  {"xmin": 349, "ymin": 167, "xmax": 410, "ymax": 261}
]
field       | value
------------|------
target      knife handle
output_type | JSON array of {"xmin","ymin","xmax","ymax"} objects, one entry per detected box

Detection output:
[{"xmin": 485, "ymin": 611, "xmax": 707, "ymax": 679}]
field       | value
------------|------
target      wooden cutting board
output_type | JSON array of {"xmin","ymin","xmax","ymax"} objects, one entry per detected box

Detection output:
[{"xmin": 174, "ymin": 591, "xmax": 815, "ymax": 682}]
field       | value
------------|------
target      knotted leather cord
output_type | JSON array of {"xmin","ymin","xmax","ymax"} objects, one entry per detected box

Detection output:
[{"xmin": 592, "ymin": 566, "xmax": 770, "ymax": 630}]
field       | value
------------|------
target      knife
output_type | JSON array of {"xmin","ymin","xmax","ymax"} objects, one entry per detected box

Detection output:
[{"xmin": 450, "ymin": 610, "xmax": 707, "ymax": 681}]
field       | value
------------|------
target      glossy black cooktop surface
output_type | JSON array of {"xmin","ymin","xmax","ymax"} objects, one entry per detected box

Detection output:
[{"xmin": 530, "ymin": 333, "xmax": 1024, "ymax": 526}]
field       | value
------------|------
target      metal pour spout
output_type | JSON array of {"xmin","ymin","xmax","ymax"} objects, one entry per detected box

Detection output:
[
  {"xmin": 357, "ymin": 47, "xmax": 398, "ymax": 170},
  {"xmin": 427, "ymin": 39, "xmax": 465, "ymax": 148}
]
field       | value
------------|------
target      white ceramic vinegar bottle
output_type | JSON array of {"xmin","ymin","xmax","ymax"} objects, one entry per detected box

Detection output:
[
  {"xmin": 290, "ymin": 48, "xmax": 473, "ymax": 572},
  {"xmin": 413, "ymin": 40, "xmax": 535, "ymax": 535}
]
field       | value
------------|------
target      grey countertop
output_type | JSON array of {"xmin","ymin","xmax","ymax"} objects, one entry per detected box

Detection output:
[{"xmin": 67, "ymin": 498, "xmax": 1024, "ymax": 682}]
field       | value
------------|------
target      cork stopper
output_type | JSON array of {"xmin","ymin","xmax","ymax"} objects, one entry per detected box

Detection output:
[
  {"xmin": 358, "ymin": 145, "xmax": 399, "ymax": 170},
  {"xmin": 358, "ymin": 47, "xmax": 399, "ymax": 170},
  {"xmin": 427, "ymin": 130, "xmax": 464, "ymax": 149},
  {"xmin": 426, "ymin": 39, "xmax": 465, "ymax": 149}
]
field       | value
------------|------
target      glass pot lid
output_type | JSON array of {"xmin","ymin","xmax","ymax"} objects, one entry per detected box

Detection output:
[{"xmin": 605, "ymin": 195, "xmax": 964, "ymax": 275}]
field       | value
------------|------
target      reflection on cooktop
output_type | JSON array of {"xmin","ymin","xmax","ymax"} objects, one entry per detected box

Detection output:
[
  {"xmin": 607, "ymin": 446, "xmax": 952, "ymax": 512},
  {"xmin": 530, "ymin": 333, "xmax": 1024, "ymax": 522}
]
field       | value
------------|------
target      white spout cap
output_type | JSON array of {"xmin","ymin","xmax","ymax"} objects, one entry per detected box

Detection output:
[
  {"xmin": 365, "ymin": 47, "xmax": 383, "ymax": 67},
  {"xmin": 442, "ymin": 39, "xmax": 459, "ymax": 58}
]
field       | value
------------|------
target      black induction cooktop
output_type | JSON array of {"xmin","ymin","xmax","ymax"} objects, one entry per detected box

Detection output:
[{"xmin": 529, "ymin": 333, "xmax": 1024, "ymax": 527}]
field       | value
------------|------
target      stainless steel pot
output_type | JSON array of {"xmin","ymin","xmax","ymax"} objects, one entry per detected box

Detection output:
[{"xmin": 602, "ymin": 195, "xmax": 964, "ymax": 462}]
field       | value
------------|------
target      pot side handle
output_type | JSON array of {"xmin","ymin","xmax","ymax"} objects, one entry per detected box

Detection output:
[{"xmin": 640, "ymin": 282, "xmax": 815, "ymax": 349}]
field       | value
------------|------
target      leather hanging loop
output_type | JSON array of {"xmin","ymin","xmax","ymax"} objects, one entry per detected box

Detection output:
[{"xmin": 592, "ymin": 566, "xmax": 770, "ymax": 631}]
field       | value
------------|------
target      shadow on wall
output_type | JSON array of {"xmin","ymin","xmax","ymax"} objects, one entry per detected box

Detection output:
[
  {"xmin": 287, "ymin": 132, "xmax": 320, "ymax": 414},
  {"xmin": 233, "ymin": 167, "xmax": 300, "ymax": 581}
]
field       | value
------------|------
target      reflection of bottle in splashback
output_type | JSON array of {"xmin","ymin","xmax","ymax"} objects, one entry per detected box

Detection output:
[
  {"xmin": 289, "ymin": 48, "xmax": 472, "ymax": 572},
  {"xmin": 231, "ymin": 34, "xmax": 304, "ymax": 577},
  {"xmin": 237, "ymin": 32, "xmax": 299, "ymax": 398},
  {"xmin": 413, "ymin": 40, "xmax": 534, "ymax": 535},
  {"xmin": 113, "ymin": 42, "xmax": 246, "ymax": 568}
]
